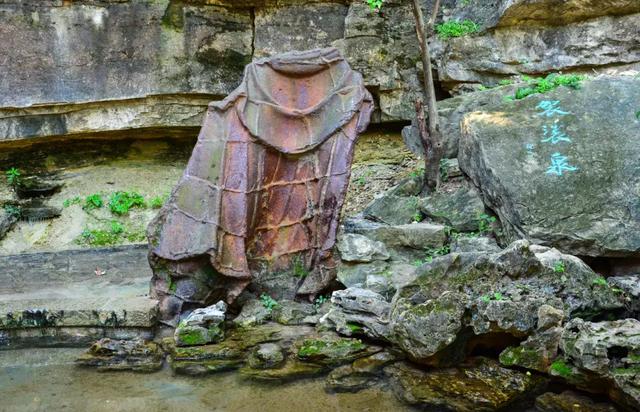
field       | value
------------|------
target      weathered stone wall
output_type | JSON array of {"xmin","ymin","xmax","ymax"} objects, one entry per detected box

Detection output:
[{"xmin": 1, "ymin": 0, "xmax": 638, "ymax": 145}]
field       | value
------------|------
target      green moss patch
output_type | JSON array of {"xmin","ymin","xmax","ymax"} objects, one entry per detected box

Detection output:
[{"xmin": 436, "ymin": 20, "xmax": 479, "ymax": 39}]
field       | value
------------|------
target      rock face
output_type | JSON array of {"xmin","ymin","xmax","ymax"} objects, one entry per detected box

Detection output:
[
  {"xmin": 460, "ymin": 77, "xmax": 640, "ymax": 258},
  {"xmin": 148, "ymin": 48, "xmax": 373, "ymax": 325},
  {"xmin": 389, "ymin": 240, "xmax": 625, "ymax": 365},
  {"xmin": 433, "ymin": 1, "xmax": 640, "ymax": 92},
  {"xmin": 2, "ymin": 1, "xmax": 638, "ymax": 146}
]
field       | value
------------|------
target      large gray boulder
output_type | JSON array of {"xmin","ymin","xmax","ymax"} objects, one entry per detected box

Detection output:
[
  {"xmin": 558, "ymin": 318, "xmax": 640, "ymax": 410},
  {"xmin": 460, "ymin": 76, "xmax": 640, "ymax": 258},
  {"xmin": 389, "ymin": 240, "xmax": 625, "ymax": 365}
]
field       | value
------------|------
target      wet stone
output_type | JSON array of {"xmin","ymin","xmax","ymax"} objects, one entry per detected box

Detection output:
[
  {"xmin": 75, "ymin": 338, "xmax": 163, "ymax": 373},
  {"xmin": 296, "ymin": 335, "xmax": 381, "ymax": 366},
  {"xmin": 240, "ymin": 358, "xmax": 326, "ymax": 382},
  {"xmin": 535, "ymin": 391, "xmax": 619, "ymax": 412},
  {"xmin": 325, "ymin": 350, "xmax": 398, "ymax": 393},
  {"xmin": 385, "ymin": 357, "xmax": 546, "ymax": 412},
  {"xmin": 174, "ymin": 301, "xmax": 227, "ymax": 347},
  {"xmin": 247, "ymin": 343, "xmax": 285, "ymax": 369}
]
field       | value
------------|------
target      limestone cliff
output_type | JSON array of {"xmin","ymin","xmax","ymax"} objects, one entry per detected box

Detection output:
[{"xmin": 1, "ymin": 0, "xmax": 638, "ymax": 146}]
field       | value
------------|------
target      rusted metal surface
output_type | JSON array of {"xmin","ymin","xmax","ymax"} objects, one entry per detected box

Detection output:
[{"xmin": 148, "ymin": 48, "xmax": 373, "ymax": 325}]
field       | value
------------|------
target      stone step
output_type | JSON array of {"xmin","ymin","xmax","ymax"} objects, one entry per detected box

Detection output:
[
  {"xmin": 0, "ymin": 244, "xmax": 151, "ymax": 292},
  {"xmin": 0, "ymin": 247, "xmax": 158, "ymax": 349},
  {"xmin": 0, "ymin": 280, "xmax": 157, "ymax": 329}
]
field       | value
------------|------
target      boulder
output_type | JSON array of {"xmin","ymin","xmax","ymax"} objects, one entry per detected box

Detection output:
[
  {"xmin": 75, "ymin": 338, "xmax": 163, "ymax": 372},
  {"xmin": 230, "ymin": 299, "xmax": 271, "ymax": 328},
  {"xmin": 247, "ymin": 343, "xmax": 285, "ymax": 369},
  {"xmin": 608, "ymin": 275, "xmax": 640, "ymax": 314},
  {"xmin": 385, "ymin": 358, "xmax": 546, "ymax": 412},
  {"xmin": 167, "ymin": 323, "xmax": 304, "ymax": 376},
  {"xmin": 270, "ymin": 300, "xmax": 316, "ymax": 326},
  {"xmin": 325, "ymin": 350, "xmax": 397, "ymax": 393},
  {"xmin": 320, "ymin": 287, "xmax": 391, "ymax": 341},
  {"xmin": 535, "ymin": 391, "xmax": 618, "ymax": 412},
  {"xmin": 558, "ymin": 318, "xmax": 640, "ymax": 409},
  {"xmin": 361, "ymin": 177, "xmax": 423, "ymax": 226},
  {"xmin": 499, "ymin": 305, "xmax": 565, "ymax": 373},
  {"xmin": 174, "ymin": 301, "xmax": 226, "ymax": 346},
  {"xmin": 418, "ymin": 181, "xmax": 486, "ymax": 232},
  {"xmin": 345, "ymin": 217, "xmax": 448, "ymax": 252},
  {"xmin": 451, "ymin": 236, "xmax": 501, "ymax": 253},
  {"xmin": 337, "ymin": 260, "xmax": 387, "ymax": 288},
  {"xmin": 337, "ymin": 233, "xmax": 390, "ymax": 263},
  {"xmin": 390, "ymin": 240, "xmax": 625, "ymax": 365},
  {"xmin": 460, "ymin": 77, "xmax": 640, "ymax": 258},
  {"xmin": 296, "ymin": 335, "xmax": 381, "ymax": 367},
  {"xmin": 0, "ymin": 209, "xmax": 18, "ymax": 241},
  {"xmin": 402, "ymin": 87, "xmax": 520, "ymax": 158}
]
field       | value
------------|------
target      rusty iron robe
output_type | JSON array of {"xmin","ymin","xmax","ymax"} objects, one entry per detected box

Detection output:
[{"xmin": 148, "ymin": 48, "xmax": 373, "ymax": 324}]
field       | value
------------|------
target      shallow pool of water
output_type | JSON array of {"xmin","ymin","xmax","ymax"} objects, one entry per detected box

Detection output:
[{"xmin": 0, "ymin": 348, "xmax": 413, "ymax": 412}]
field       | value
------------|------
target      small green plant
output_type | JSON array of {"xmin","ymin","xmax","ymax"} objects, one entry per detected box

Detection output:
[
  {"xmin": 83, "ymin": 193, "xmax": 104, "ymax": 211},
  {"xmin": 550, "ymin": 359, "xmax": 573, "ymax": 378},
  {"xmin": 427, "ymin": 245, "xmax": 450, "ymax": 261},
  {"xmin": 5, "ymin": 168, "xmax": 21, "ymax": 188},
  {"xmin": 478, "ymin": 213, "xmax": 497, "ymax": 234},
  {"xmin": 346, "ymin": 322, "xmax": 364, "ymax": 333},
  {"xmin": 435, "ymin": 20, "xmax": 479, "ymax": 39},
  {"xmin": 513, "ymin": 73, "xmax": 585, "ymax": 100},
  {"xmin": 553, "ymin": 261, "xmax": 566, "ymax": 273},
  {"xmin": 108, "ymin": 191, "xmax": 146, "ymax": 215},
  {"xmin": 3, "ymin": 204, "xmax": 21, "ymax": 218},
  {"xmin": 366, "ymin": 0, "xmax": 383, "ymax": 10},
  {"xmin": 292, "ymin": 256, "xmax": 309, "ymax": 278},
  {"xmin": 415, "ymin": 245, "xmax": 451, "ymax": 266},
  {"xmin": 635, "ymin": 110, "xmax": 640, "ymax": 120},
  {"xmin": 480, "ymin": 292, "xmax": 506, "ymax": 303},
  {"xmin": 110, "ymin": 221, "xmax": 124, "ymax": 234},
  {"xmin": 77, "ymin": 220, "xmax": 143, "ymax": 247},
  {"xmin": 260, "ymin": 293, "xmax": 278, "ymax": 313},
  {"xmin": 63, "ymin": 197, "xmax": 82, "ymax": 208},
  {"xmin": 413, "ymin": 211, "xmax": 423, "ymax": 223},
  {"xmin": 150, "ymin": 195, "xmax": 167, "ymax": 209},
  {"xmin": 499, "ymin": 79, "xmax": 513, "ymax": 86},
  {"xmin": 593, "ymin": 277, "xmax": 608, "ymax": 287},
  {"xmin": 79, "ymin": 228, "xmax": 121, "ymax": 246},
  {"xmin": 314, "ymin": 294, "xmax": 329, "ymax": 309}
]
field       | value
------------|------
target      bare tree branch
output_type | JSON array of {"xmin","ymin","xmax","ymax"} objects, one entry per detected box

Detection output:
[
  {"xmin": 411, "ymin": 0, "xmax": 444, "ymax": 193},
  {"xmin": 429, "ymin": 0, "xmax": 441, "ymax": 29}
]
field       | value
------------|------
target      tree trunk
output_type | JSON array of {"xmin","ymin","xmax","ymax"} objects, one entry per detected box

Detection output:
[{"xmin": 411, "ymin": 0, "xmax": 445, "ymax": 193}]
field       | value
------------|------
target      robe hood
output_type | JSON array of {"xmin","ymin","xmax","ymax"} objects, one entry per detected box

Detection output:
[{"xmin": 237, "ymin": 47, "xmax": 368, "ymax": 154}]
